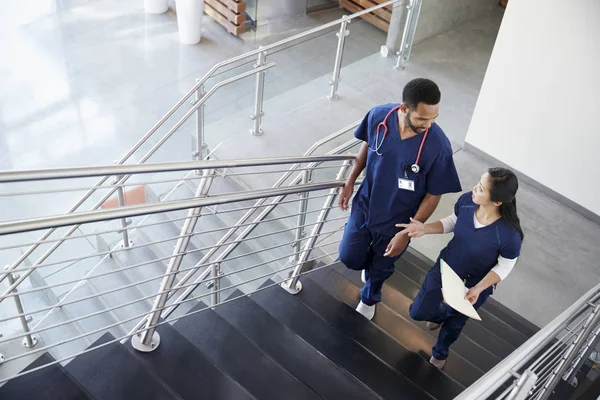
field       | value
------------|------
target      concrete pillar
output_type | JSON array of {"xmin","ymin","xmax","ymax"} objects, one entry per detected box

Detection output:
[{"xmin": 380, "ymin": 2, "xmax": 407, "ymax": 58}]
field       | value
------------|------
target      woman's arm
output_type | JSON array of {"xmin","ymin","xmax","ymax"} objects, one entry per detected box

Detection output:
[
  {"xmin": 396, "ymin": 213, "xmax": 456, "ymax": 238},
  {"xmin": 465, "ymin": 255, "xmax": 518, "ymax": 304}
]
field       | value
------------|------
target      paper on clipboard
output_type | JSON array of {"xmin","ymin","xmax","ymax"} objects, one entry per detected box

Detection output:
[{"xmin": 440, "ymin": 259, "xmax": 482, "ymax": 321}]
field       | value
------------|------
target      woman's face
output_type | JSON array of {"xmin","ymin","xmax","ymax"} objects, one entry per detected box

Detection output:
[{"xmin": 472, "ymin": 172, "xmax": 494, "ymax": 206}]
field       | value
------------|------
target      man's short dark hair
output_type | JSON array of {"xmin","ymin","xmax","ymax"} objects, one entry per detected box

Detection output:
[{"xmin": 402, "ymin": 78, "xmax": 441, "ymax": 110}]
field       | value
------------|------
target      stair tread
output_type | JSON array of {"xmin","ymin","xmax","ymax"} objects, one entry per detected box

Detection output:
[
  {"xmin": 309, "ymin": 266, "xmax": 482, "ymax": 388},
  {"xmin": 65, "ymin": 332, "xmax": 179, "ymax": 400},
  {"xmin": 0, "ymin": 353, "xmax": 91, "ymax": 400},
  {"xmin": 333, "ymin": 262, "xmax": 513, "ymax": 366},
  {"xmin": 402, "ymin": 249, "xmax": 539, "ymax": 339},
  {"xmin": 215, "ymin": 289, "xmax": 379, "ymax": 400},
  {"xmin": 173, "ymin": 302, "xmax": 321, "ymax": 400},
  {"xmin": 124, "ymin": 321, "xmax": 255, "ymax": 400},
  {"xmin": 252, "ymin": 279, "xmax": 449, "ymax": 400}
]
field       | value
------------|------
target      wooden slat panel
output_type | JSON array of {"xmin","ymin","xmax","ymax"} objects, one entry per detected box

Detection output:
[
  {"xmin": 220, "ymin": 0, "xmax": 247, "ymax": 13},
  {"xmin": 204, "ymin": 3, "xmax": 246, "ymax": 36},
  {"xmin": 204, "ymin": 0, "xmax": 245, "ymax": 25},
  {"xmin": 351, "ymin": 0, "xmax": 392, "ymax": 23},
  {"xmin": 340, "ymin": 0, "xmax": 389, "ymax": 32}
]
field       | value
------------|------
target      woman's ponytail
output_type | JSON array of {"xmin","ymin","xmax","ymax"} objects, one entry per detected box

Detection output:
[{"xmin": 489, "ymin": 168, "xmax": 524, "ymax": 241}]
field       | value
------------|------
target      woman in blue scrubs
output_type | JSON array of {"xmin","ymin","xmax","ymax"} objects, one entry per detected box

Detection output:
[
  {"xmin": 338, "ymin": 78, "xmax": 462, "ymax": 320},
  {"xmin": 398, "ymin": 168, "xmax": 523, "ymax": 369}
]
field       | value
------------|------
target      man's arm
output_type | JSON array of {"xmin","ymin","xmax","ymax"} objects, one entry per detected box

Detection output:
[
  {"xmin": 412, "ymin": 193, "xmax": 442, "ymax": 223},
  {"xmin": 338, "ymin": 142, "xmax": 368, "ymax": 211}
]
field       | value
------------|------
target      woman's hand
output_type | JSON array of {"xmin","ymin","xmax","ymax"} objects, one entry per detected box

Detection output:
[
  {"xmin": 465, "ymin": 287, "xmax": 482, "ymax": 305},
  {"xmin": 396, "ymin": 217, "xmax": 427, "ymax": 238},
  {"xmin": 384, "ymin": 231, "xmax": 409, "ymax": 257}
]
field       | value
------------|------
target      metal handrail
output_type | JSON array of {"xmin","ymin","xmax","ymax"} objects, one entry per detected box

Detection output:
[
  {"xmin": 0, "ymin": 180, "xmax": 344, "ymax": 237},
  {"xmin": 456, "ymin": 283, "xmax": 600, "ymax": 399},
  {"xmin": 0, "ymin": 155, "xmax": 354, "ymax": 182}
]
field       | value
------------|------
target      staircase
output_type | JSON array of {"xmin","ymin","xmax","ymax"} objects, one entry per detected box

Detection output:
[{"xmin": 0, "ymin": 247, "xmax": 540, "ymax": 399}]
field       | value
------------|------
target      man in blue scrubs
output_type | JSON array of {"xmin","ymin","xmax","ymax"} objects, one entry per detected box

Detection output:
[{"xmin": 338, "ymin": 78, "xmax": 462, "ymax": 320}]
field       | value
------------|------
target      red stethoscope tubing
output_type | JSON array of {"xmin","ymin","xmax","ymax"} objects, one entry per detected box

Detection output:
[{"xmin": 371, "ymin": 106, "xmax": 429, "ymax": 170}]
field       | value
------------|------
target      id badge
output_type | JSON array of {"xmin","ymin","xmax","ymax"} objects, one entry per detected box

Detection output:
[{"xmin": 398, "ymin": 178, "xmax": 415, "ymax": 191}]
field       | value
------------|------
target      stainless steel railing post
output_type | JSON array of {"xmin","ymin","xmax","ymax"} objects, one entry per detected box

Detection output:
[
  {"xmin": 192, "ymin": 78, "xmax": 206, "ymax": 160},
  {"xmin": 283, "ymin": 161, "xmax": 351, "ymax": 294},
  {"xmin": 114, "ymin": 174, "xmax": 131, "ymax": 248},
  {"xmin": 131, "ymin": 169, "xmax": 215, "ymax": 352},
  {"xmin": 291, "ymin": 170, "xmax": 311, "ymax": 265},
  {"xmin": 327, "ymin": 18, "xmax": 350, "ymax": 101},
  {"xmin": 395, "ymin": 0, "xmax": 422, "ymax": 70},
  {"xmin": 210, "ymin": 263, "xmax": 220, "ymax": 307},
  {"xmin": 250, "ymin": 48, "xmax": 267, "ymax": 136},
  {"xmin": 5, "ymin": 269, "xmax": 37, "ymax": 348},
  {"xmin": 539, "ymin": 305, "xmax": 600, "ymax": 400}
]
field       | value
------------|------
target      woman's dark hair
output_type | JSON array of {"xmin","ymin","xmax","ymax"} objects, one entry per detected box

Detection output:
[
  {"xmin": 402, "ymin": 78, "xmax": 441, "ymax": 110},
  {"xmin": 488, "ymin": 168, "xmax": 524, "ymax": 240}
]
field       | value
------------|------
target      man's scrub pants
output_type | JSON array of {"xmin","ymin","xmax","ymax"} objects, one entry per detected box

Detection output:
[{"xmin": 338, "ymin": 205, "xmax": 404, "ymax": 306}]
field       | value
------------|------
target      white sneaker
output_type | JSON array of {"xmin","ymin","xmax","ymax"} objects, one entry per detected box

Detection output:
[
  {"xmin": 429, "ymin": 356, "xmax": 447, "ymax": 370},
  {"xmin": 356, "ymin": 301, "xmax": 375, "ymax": 320},
  {"xmin": 361, "ymin": 270, "xmax": 367, "ymax": 284}
]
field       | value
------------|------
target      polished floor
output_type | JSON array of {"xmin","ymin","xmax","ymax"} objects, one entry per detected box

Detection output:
[{"xmin": 1, "ymin": 0, "xmax": 599, "ymax": 331}]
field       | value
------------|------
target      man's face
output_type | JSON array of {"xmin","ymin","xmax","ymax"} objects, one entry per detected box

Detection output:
[{"xmin": 404, "ymin": 102, "xmax": 439, "ymax": 134}]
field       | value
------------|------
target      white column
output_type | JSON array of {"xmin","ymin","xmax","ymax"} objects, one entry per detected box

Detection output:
[
  {"xmin": 176, "ymin": 0, "xmax": 205, "ymax": 45},
  {"xmin": 145, "ymin": 0, "xmax": 168, "ymax": 14}
]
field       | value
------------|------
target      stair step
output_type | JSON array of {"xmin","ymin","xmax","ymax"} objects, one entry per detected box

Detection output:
[
  {"xmin": 394, "ymin": 255, "xmax": 531, "ymax": 348},
  {"xmin": 308, "ymin": 266, "xmax": 480, "ymax": 389},
  {"xmin": 215, "ymin": 289, "xmax": 379, "ymax": 400},
  {"xmin": 333, "ymin": 263, "xmax": 512, "ymax": 365},
  {"xmin": 0, "ymin": 353, "xmax": 91, "ymax": 400},
  {"xmin": 402, "ymin": 249, "xmax": 539, "ymax": 339},
  {"xmin": 124, "ymin": 321, "xmax": 255, "ymax": 400},
  {"xmin": 173, "ymin": 302, "xmax": 321, "ymax": 400},
  {"xmin": 252, "ymin": 280, "xmax": 444, "ymax": 400},
  {"xmin": 65, "ymin": 333, "xmax": 179, "ymax": 400},
  {"xmin": 86, "ymin": 257, "xmax": 153, "ymax": 333}
]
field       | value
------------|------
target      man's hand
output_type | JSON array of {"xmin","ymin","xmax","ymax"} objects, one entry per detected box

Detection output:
[
  {"xmin": 384, "ymin": 231, "xmax": 409, "ymax": 257},
  {"xmin": 465, "ymin": 287, "xmax": 482, "ymax": 305},
  {"xmin": 338, "ymin": 183, "xmax": 354, "ymax": 211}
]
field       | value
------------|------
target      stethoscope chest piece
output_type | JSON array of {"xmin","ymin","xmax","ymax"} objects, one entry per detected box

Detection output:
[{"xmin": 411, "ymin": 164, "xmax": 420, "ymax": 174}]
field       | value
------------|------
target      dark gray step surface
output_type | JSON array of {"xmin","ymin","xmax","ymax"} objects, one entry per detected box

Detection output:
[
  {"xmin": 0, "ymin": 353, "xmax": 91, "ymax": 400},
  {"xmin": 65, "ymin": 332, "xmax": 179, "ymax": 400},
  {"xmin": 173, "ymin": 301, "xmax": 322, "ymax": 400},
  {"xmin": 309, "ymin": 266, "xmax": 482, "ymax": 388},
  {"xmin": 124, "ymin": 320, "xmax": 255, "ymax": 400},
  {"xmin": 333, "ymin": 262, "xmax": 511, "ymax": 367},
  {"xmin": 252, "ymin": 280, "xmax": 452, "ymax": 399},
  {"xmin": 401, "ymin": 249, "xmax": 539, "ymax": 339},
  {"xmin": 215, "ymin": 289, "xmax": 379, "ymax": 400}
]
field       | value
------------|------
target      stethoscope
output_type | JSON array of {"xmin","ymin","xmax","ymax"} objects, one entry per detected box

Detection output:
[{"xmin": 369, "ymin": 105, "xmax": 429, "ymax": 174}]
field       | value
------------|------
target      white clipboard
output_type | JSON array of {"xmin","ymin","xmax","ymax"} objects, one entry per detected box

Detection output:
[{"xmin": 440, "ymin": 259, "xmax": 482, "ymax": 321}]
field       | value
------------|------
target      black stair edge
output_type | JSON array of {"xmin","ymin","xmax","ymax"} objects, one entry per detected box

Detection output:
[
  {"xmin": 402, "ymin": 247, "xmax": 540, "ymax": 338},
  {"xmin": 307, "ymin": 266, "xmax": 483, "ymax": 388},
  {"xmin": 252, "ymin": 279, "xmax": 440, "ymax": 400},
  {"xmin": 390, "ymin": 255, "xmax": 529, "ymax": 350},
  {"xmin": 0, "ymin": 352, "xmax": 92, "ymax": 400},
  {"xmin": 124, "ymin": 320, "xmax": 255, "ymax": 400},
  {"xmin": 173, "ymin": 301, "xmax": 322, "ymax": 400},
  {"xmin": 215, "ymin": 288, "xmax": 382, "ymax": 400},
  {"xmin": 65, "ymin": 332, "xmax": 180, "ymax": 400}
]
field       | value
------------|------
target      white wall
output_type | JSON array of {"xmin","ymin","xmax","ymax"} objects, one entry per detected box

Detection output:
[
  {"xmin": 414, "ymin": 0, "xmax": 498, "ymax": 44},
  {"xmin": 465, "ymin": 0, "xmax": 600, "ymax": 216}
]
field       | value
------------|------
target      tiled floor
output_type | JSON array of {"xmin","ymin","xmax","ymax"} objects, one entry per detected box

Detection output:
[{"xmin": 1, "ymin": 0, "xmax": 599, "ymax": 329}]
